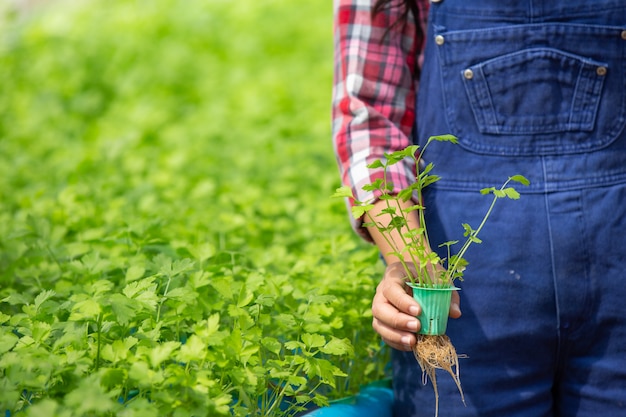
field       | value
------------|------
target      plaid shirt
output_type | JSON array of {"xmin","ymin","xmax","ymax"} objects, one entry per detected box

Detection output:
[{"xmin": 332, "ymin": 0, "xmax": 430, "ymax": 241}]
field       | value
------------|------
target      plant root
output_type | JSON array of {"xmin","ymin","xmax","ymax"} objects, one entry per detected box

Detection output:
[{"xmin": 412, "ymin": 334, "xmax": 465, "ymax": 417}]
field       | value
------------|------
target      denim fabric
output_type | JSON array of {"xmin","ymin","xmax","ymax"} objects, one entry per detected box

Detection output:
[{"xmin": 392, "ymin": 1, "xmax": 626, "ymax": 416}]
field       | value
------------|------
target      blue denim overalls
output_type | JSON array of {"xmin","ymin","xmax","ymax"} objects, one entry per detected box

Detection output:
[{"xmin": 392, "ymin": 1, "xmax": 626, "ymax": 415}]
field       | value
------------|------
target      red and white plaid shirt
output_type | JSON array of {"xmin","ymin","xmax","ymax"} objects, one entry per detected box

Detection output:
[{"xmin": 332, "ymin": 0, "xmax": 430, "ymax": 240}]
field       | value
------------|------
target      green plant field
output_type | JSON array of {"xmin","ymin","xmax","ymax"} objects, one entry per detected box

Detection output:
[{"xmin": 0, "ymin": 1, "xmax": 389, "ymax": 416}]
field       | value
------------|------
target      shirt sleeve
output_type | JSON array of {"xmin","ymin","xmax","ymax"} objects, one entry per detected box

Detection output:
[{"xmin": 332, "ymin": 0, "xmax": 429, "ymax": 241}]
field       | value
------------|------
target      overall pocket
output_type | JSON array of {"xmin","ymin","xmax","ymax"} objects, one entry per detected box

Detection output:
[{"xmin": 435, "ymin": 23, "xmax": 626, "ymax": 156}]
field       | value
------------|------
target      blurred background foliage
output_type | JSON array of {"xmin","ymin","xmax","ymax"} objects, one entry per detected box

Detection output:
[{"xmin": 0, "ymin": 1, "xmax": 389, "ymax": 415}]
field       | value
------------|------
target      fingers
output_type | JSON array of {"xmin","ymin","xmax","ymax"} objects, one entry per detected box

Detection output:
[
  {"xmin": 371, "ymin": 262, "xmax": 463, "ymax": 351},
  {"xmin": 371, "ymin": 263, "xmax": 421, "ymax": 351}
]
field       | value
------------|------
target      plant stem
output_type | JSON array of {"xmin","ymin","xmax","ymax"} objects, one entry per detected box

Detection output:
[{"xmin": 446, "ymin": 178, "xmax": 512, "ymax": 281}]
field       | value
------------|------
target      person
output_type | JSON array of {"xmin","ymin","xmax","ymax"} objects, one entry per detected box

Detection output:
[{"xmin": 332, "ymin": 0, "xmax": 626, "ymax": 416}]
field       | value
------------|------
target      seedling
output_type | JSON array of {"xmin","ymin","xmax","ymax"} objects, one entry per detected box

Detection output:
[
  {"xmin": 333, "ymin": 135, "xmax": 529, "ymax": 417},
  {"xmin": 334, "ymin": 134, "xmax": 529, "ymax": 288}
]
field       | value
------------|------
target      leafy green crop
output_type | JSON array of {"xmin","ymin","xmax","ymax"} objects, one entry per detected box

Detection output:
[{"xmin": 0, "ymin": 1, "xmax": 389, "ymax": 416}]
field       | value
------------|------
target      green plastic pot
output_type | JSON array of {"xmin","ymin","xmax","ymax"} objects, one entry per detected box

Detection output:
[{"xmin": 408, "ymin": 284, "xmax": 460, "ymax": 335}]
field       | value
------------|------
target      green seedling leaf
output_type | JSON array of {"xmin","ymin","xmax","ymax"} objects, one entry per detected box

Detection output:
[
  {"xmin": 332, "ymin": 186, "xmax": 354, "ymax": 198},
  {"xmin": 397, "ymin": 188, "xmax": 413, "ymax": 201},
  {"xmin": 419, "ymin": 174, "xmax": 441, "ymax": 188},
  {"xmin": 503, "ymin": 187, "xmax": 521, "ymax": 199},
  {"xmin": 383, "ymin": 151, "xmax": 403, "ymax": 165},
  {"xmin": 403, "ymin": 204, "xmax": 424, "ymax": 213},
  {"xmin": 366, "ymin": 159, "xmax": 385, "ymax": 169},
  {"xmin": 351, "ymin": 204, "xmax": 374, "ymax": 219},
  {"xmin": 510, "ymin": 174, "xmax": 530, "ymax": 186},
  {"xmin": 361, "ymin": 178, "xmax": 384, "ymax": 192},
  {"xmin": 420, "ymin": 162, "xmax": 434, "ymax": 175},
  {"xmin": 378, "ymin": 193, "xmax": 396, "ymax": 201},
  {"xmin": 403, "ymin": 227, "xmax": 425, "ymax": 240},
  {"xmin": 439, "ymin": 240, "xmax": 459, "ymax": 248},
  {"xmin": 402, "ymin": 145, "xmax": 420, "ymax": 158},
  {"xmin": 389, "ymin": 216, "xmax": 407, "ymax": 230},
  {"xmin": 377, "ymin": 207, "xmax": 399, "ymax": 216},
  {"xmin": 429, "ymin": 134, "xmax": 458, "ymax": 144},
  {"xmin": 480, "ymin": 186, "xmax": 495, "ymax": 195}
]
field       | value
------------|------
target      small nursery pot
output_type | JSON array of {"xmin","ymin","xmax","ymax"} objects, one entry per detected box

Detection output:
[{"xmin": 408, "ymin": 284, "xmax": 460, "ymax": 335}]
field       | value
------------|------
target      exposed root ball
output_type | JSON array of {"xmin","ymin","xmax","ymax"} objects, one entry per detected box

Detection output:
[{"xmin": 412, "ymin": 334, "xmax": 465, "ymax": 417}]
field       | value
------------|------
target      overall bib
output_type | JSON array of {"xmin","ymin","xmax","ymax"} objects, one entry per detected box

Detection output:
[{"xmin": 391, "ymin": 1, "xmax": 626, "ymax": 416}]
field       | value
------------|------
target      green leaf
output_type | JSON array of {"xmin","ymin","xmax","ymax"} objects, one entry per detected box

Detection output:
[
  {"xmin": 366, "ymin": 159, "xmax": 385, "ymax": 169},
  {"xmin": 236, "ymin": 285, "xmax": 254, "ymax": 308},
  {"xmin": 302, "ymin": 333, "xmax": 325, "ymax": 349},
  {"xmin": 69, "ymin": 298, "xmax": 101, "ymax": 321},
  {"xmin": 125, "ymin": 265, "xmax": 145, "ymax": 282},
  {"xmin": 383, "ymin": 152, "xmax": 403, "ymax": 165},
  {"xmin": 320, "ymin": 337, "xmax": 353, "ymax": 356},
  {"xmin": 462, "ymin": 223, "xmax": 474, "ymax": 237},
  {"xmin": 378, "ymin": 207, "xmax": 398, "ymax": 216},
  {"xmin": 0, "ymin": 330, "xmax": 19, "ymax": 354},
  {"xmin": 31, "ymin": 321, "xmax": 52, "ymax": 345},
  {"xmin": 389, "ymin": 216, "xmax": 407, "ymax": 230},
  {"xmin": 149, "ymin": 341, "xmax": 181, "ymax": 368},
  {"xmin": 1, "ymin": 293, "xmax": 30, "ymax": 306},
  {"xmin": 438, "ymin": 240, "xmax": 459, "ymax": 248},
  {"xmin": 123, "ymin": 278, "xmax": 159, "ymax": 310},
  {"xmin": 469, "ymin": 236, "xmax": 483, "ymax": 244},
  {"xmin": 402, "ymin": 145, "xmax": 420, "ymax": 158},
  {"xmin": 33, "ymin": 290, "xmax": 56, "ymax": 313},
  {"xmin": 402, "ymin": 204, "xmax": 424, "ymax": 213},
  {"xmin": 510, "ymin": 174, "xmax": 530, "ymax": 186},
  {"xmin": 109, "ymin": 293, "xmax": 140, "ymax": 325},
  {"xmin": 100, "ymin": 368, "xmax": 127, "ymax": 389},
  {"xmin": 331, "ymin": 186, "xmax": 354, "ymax": 199},
  {"xmin": 178, "ymin": 334, "xmax": 207, "ymax": 362},
  {"xmin": 429, "ymin": 134, "xmax": 458, "ymax": 144},
  {"xmin": 261, "ymin": 337, "xmax": 282, "ymax": 355},
  {"xmin": 351, "ymin": 204, "xmax": 374, "ymax": 219},
  {"xmin": 503, "ymin": 187, "xmax": 521, "ymax": 200},
  {"xmin": 394, "ymin": 189, "xmax": 411, "ymax": 202},
  {"xmin": 101, "ymin": 337, "xmax": 138, "ymax": 363},
  {"xmin": 284, "ymin": 340, "xmax": 304, "ymax": 351},
  {"xmin": 361, "ymin": 178, "xmax": 385, "ymax": 192}
]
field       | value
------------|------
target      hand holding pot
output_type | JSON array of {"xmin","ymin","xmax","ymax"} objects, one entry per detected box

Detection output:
[{"xmin": 372, "ymin": 262, "xmax": 462, "ymax": 351}]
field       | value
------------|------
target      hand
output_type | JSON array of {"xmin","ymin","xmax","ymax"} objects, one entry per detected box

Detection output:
[{"xmin": 371, "ymin": 262, "xmax": 462, "ymax": 351}]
